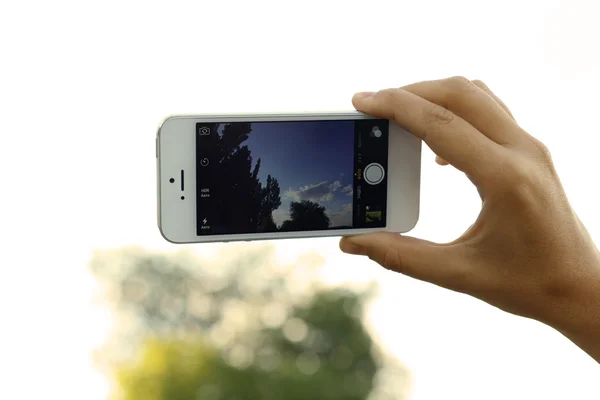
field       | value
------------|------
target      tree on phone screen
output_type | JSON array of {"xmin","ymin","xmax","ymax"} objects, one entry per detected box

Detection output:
[
  {"xmin": 280, "ymin": 200, "xmax": 331, "ymax": 231},
  {"xmin": 208, "ymin": 123, "xmax": 282, "ymax": 233}
]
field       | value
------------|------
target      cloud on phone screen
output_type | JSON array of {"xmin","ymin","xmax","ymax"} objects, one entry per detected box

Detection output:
[{"xmin": 284, "ymin": 180, "xmax": 342, "ymax": 203}]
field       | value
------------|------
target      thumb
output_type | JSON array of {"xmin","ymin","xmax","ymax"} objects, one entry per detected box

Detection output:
[{"xmin": 340, "ymin": 232, "xmax": 473, "ymax": 292}]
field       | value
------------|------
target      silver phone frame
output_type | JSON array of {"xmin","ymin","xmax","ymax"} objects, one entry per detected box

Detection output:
[{"xmin": 157, "ymin": 111, "xmax": 421, "ymax": 243}]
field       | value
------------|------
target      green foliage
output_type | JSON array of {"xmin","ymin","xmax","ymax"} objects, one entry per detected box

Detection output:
[
  {"xmin": 116, "ymin": 289, "xmax": 375, "ymax": 400},
  {"xmin": 90, "ymin": 246, "xmax": 409, "ymax": 400}
]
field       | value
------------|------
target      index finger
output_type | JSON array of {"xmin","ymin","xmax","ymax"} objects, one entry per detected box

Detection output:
[
  {"xmin": 353, "ymin": 89, "xmax": 504, "ymax": 182},
  {"xmin": 401, "ymin": 77, "xmax": 520, "ymax": 145}
]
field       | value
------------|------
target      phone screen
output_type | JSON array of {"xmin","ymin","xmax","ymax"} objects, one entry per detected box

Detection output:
[{"xmin": 195, "ymin": 119, "xmax": 388, "ymax": 236}]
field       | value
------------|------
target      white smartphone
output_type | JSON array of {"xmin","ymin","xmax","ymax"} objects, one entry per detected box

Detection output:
[{"xmin": 157, "ymin": 112, "xmax": 421, "ymax": 243}]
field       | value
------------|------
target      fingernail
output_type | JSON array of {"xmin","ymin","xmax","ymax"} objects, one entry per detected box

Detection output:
[
  {"xmin": 340, "ymin": 239, "xmax": 366, "ymax": 255},
  {"xmin": 353, "ymin": 92, "xmax": 374, "ymax": 101}
]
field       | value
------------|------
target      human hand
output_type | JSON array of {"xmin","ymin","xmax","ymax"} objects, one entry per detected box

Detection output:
[{"xmin": 340, "ymin": 77, "xmax": 600, "ymax": 361}]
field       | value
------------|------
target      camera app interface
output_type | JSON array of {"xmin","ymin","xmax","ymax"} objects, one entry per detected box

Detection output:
[{"xmin": 196, "ymin": 119, "xmax": 388, "ymax": 236}]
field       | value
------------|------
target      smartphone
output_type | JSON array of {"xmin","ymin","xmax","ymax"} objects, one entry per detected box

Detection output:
[{"xmin": 157, "ymin": 112, "xmax": 421, "ymax": 243}]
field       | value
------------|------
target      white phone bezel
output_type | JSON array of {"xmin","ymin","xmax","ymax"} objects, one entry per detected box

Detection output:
[{"xmin": 157, "ymin": 112, "xmax": 421, "ymax": 243}]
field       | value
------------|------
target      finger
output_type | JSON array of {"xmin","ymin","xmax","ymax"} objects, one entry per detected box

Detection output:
[
  {"xmin": 432, "ymin": 82, "xmax": 510, "ymax": 185},
  {"xmin": 471, "ymin": 80, "xmax": 515, "ymax": 121},
  {"xmin": 435, "ymin": 155, "xmax": 449, "ymax": 165},
  {"xmin": 353, "ymin": 89, "xmax": 504, "ymax": 183},
  {"xmin": 340, "ymin": 232, "xmax": 475, "ymax": 293},
  {"xmin": 401, "ymin": 76, "xmax": 522, "ymax": 145}
]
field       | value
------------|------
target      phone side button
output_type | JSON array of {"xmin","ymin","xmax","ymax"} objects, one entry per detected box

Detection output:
[{"xmin": 155, "ymin": 138, "xmax": 158, "ymax": 158}]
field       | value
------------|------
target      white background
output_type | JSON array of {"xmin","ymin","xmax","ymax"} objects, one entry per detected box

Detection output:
[{"xmin": 1, "ymin": 0, "xmax": 599, "ymax": 399}]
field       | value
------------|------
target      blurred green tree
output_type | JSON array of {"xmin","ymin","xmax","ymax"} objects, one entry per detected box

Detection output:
[{"xmin": 90, "ymin": 246, "xmax": 409, "ymax": 400}]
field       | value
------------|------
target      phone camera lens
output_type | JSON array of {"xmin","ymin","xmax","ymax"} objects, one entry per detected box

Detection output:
[
  {"xmin": 169, "ymin": 178, "xmax": 175, "ymax": 183},
  {"xmin": 371, "ymin": 126, "xmax": 382, "ymax": 138},
  {"xmin": 181, "ymin": 196, "xmax": 185, "ymax": 200}
]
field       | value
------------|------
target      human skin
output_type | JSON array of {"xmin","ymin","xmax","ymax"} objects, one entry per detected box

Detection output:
[{"xmin": 339, "ymin": 77, "xmax": 600, "ymax": 362}]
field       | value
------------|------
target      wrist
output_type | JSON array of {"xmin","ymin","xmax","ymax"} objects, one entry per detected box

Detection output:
[{"xmin": 548, "ymin": 255, "xmax": 600, "ymax": 362}]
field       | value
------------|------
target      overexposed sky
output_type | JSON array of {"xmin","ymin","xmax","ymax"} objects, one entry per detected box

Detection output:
[{"xmin": 1, "ymin": 0, "xmax": 599, "ymax": 399}]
